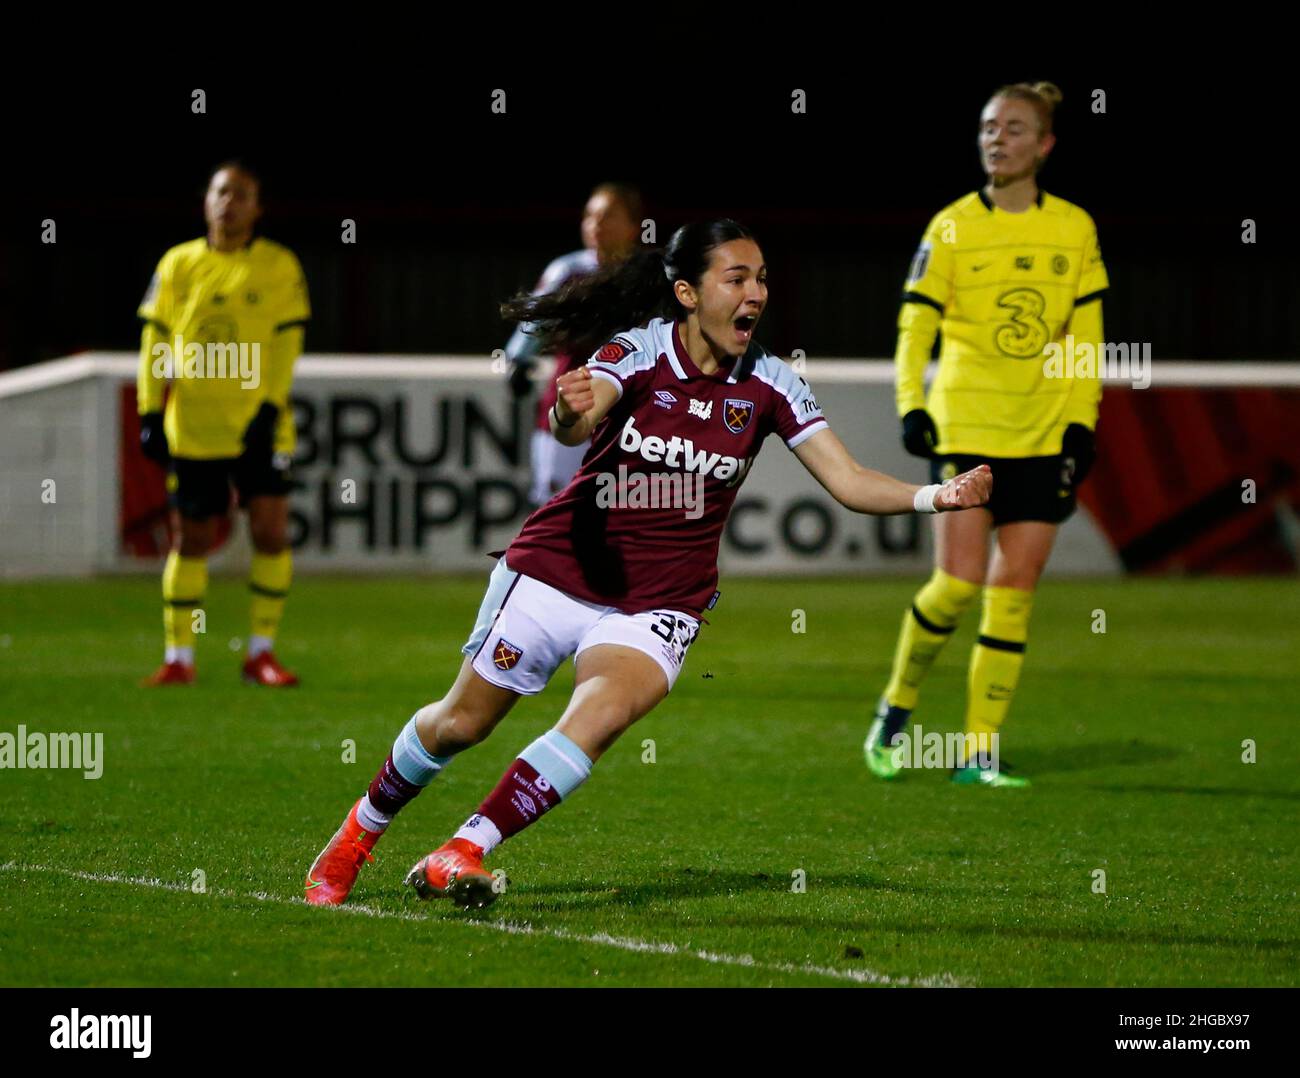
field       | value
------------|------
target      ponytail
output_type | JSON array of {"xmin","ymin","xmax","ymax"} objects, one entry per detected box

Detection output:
[
  {"xmin": 500, "ymin": 218, "xmax": 758, "ymax": 359},
  {"xmin": 501, "ymin": 247, "xmax": 674, "ymax": 360}
]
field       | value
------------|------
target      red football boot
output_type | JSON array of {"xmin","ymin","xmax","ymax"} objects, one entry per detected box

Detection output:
[
  {"xmin": 304, "ymin": 798, "xmax": 381, "ymax": 906},
  {"xmin": 141, "ymin": 660, "xmax": 195, "ymax": 686},
  {"xmin": 242, "ymin": 650, "xmax": 299, "ymax": 686},
  {"xmin": 405, "ymin": 838, "xmax": 503, "ymax": 910}
]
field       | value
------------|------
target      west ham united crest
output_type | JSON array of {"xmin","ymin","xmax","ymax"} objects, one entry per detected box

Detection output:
[
  {"xmin": 493, "ymin": 638, "xmax": 524, "ymax": 671},
  {"xmin": 723, "ymin": 398, "xmax": 754, "ymax": 434}
]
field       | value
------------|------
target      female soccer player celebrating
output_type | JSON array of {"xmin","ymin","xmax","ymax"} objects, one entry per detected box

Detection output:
[
  {"xmin": 137, "ymin": 162, "xmax": 310, "ymax": 688},
  {"xmin": 864, "ymin": 82, "xmax": 1107, "ymax": 787},
  {"xmin": 305, "ymin": 219, "xmax": 991, "ymax": 910}
]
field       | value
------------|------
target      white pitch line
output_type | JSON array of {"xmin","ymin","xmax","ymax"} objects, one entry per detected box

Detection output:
[{"xmin": 0, "ymin": 862, "xmax": 963, "ymax": 988}]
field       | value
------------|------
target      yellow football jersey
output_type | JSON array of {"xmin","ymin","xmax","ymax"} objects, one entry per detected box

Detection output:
[
  {"xmin": 895, "ymin": 190, "xmax": 1107, "ymax": 457},
  {"xmin": 137, "ymin": 237, "xmax": 310, "ymax": 459}
]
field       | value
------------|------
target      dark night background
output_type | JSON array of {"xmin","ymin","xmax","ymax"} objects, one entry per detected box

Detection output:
[{"xmin": 3, "ymin": 74, "xmax": 1295, "ymax": 369}]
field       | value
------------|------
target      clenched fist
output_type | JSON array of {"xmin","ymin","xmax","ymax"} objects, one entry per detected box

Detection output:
[
  {"xmin": 554, "ymin": 366, "xmax": 596, "ymax": 426},
  {"xmin": 933, "ymin": 464, "xmax": 992, "ymax": 512}
]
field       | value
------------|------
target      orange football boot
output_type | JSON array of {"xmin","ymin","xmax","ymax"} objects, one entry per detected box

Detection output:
[
  {"xmin": 405, "ymin": 838, "xmax": 503, "ymax": 910},
  {"xmin": 242, "ymin": 650, "xmax": 299, "ymax": 686},
  {"xmin": 141, "ymin": 660, "xmax": 195, "ymax": 686},
  {"xmin": 304, "ymin": 798, "xmax": 381, "ymax": 906}
]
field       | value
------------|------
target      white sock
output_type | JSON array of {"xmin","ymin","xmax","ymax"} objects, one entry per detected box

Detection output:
[
  {"xmin": 247, "ymin": 634, "xmax": 274, "ymax": 658},
  {"xmin": 454, "ymin": 813, "xmax": 504, "ymax": 854},
  {"xmin": 165, "ymin": 645, "xmax": 194, "ymax": 665},
  {"xmin": 356, "ymin": 795, "xmax": 392, "ymax": 833}
]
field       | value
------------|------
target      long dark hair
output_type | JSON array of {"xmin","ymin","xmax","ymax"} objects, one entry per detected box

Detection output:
[{"xmin": 500, "ymin": 219, "xmax": 757, "ymax": 359}]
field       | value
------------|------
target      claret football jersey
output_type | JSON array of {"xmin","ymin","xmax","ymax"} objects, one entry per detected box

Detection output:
[{"xmin": 504, "ymin": 318, "xmax": 828, "ymax": 617}]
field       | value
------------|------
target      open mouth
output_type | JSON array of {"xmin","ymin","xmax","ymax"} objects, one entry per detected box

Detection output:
[{"xmin": 734, "ymin": 314, "xmax": 758, "ymax": 341}]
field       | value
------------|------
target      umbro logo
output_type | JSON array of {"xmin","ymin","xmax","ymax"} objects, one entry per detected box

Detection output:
[{"xmin": 654, "ymin": 390, "xmax": 678, "ymax": 410}]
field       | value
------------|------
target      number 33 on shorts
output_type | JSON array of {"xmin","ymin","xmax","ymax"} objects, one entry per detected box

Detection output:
[
  {"xmin": 463, "ymin": 562, "xmax": 702, "ymax": 694},
  {"xmin": 648, "ymin": 612, "xmax": 700, "ymax": 669}
]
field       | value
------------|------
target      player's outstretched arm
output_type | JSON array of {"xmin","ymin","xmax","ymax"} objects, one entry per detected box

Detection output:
[
  {"xmin": 550, "ymin": 367, "xmax": 619, "ymax": 446},
  {"xmin": 792, "ymin": 428, "xmax": 991, "ymax": 514}
]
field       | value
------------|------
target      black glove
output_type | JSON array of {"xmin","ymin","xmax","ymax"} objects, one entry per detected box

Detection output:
[
  {"xmin": 507, "ymin": 361, "xmax": 533, "ymax": 400},
  {"xmin": 900, "ymin": 409, "xmax": 939, "ymax": 459},
  {"xmin": 242, "ymin": 402, "xmax": 280, "ymax": 462},
  {"xmin": 139, "ymin": 412, "xmax": 170, "ymax": 464},
  {"xmin": 1061, "ymin": 423, "xmax": 1097, "ymax": 485}
]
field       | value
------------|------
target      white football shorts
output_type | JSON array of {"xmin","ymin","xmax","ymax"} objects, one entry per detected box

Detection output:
[{"xmin": 461, "ymin": 557, "xmax": 700, "ymax": 695}]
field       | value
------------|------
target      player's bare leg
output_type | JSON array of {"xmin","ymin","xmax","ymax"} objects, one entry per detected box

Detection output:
[
  {"xmin": 935, "ymin": 504, "xmax": 994, "ymax": 585},
  {"xmin": 986, "ymin": 520, "xmax": 1056, "ymax": 591},
  {"xmin": 554, "ymin": 644, "xmax": 670, "ymax": 762},
  {"xmin": 243, "ymin": 495, "xmax": 297, "ymax": 686},
  {"xmin": 954, "ymin": 520, "xmax": 1058, "ymax": 788},
  {"xmin": 305, "ymin": 659, "xmax": 519, "ymax": 906},
  {"xmin": 143, "ymin": 512, "xmax": 216, "ymax": 686},
  {"xmin": 414, "ymin": 657, "xmax": 523, "ymax": 756},
  {"xmin": 867, "ymin": 508, "xmax": 991, "ymax": 776},
  {"xmin": 408, "ymin": 645, "xmax": 667, "ymax": 909}
]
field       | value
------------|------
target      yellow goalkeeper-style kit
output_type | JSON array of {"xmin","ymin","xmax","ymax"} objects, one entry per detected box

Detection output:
[
  {"xmin": 895, "ymin": 190, "xmax": 1108, "ymax": 458},
  {"xmin": 137, "ymin": 237, "xmax": 310, "ymax": 459}
]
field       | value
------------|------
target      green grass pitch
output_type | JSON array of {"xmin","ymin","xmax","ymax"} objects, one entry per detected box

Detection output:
[{"xmin": 1, "ymin": 573, "xmax": 1296, "ymax": 987}]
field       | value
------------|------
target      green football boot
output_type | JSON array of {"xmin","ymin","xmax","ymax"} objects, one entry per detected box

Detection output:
[
  {"xmin": 950, "ymin": 757, "xmax": 1030, "ymax": 788},
  {"xmin": 864, "ymin": 696, "xmax": 910, "ymax": 780}
]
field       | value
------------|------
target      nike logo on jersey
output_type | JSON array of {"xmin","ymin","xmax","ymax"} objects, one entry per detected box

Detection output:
[
  {"xmin": 971, "ymin": 263, "xmax": 992, "ymax": 272},
  {"xmin": 618, "ymin": 416, "xmax": 754, "ymax": 485}
]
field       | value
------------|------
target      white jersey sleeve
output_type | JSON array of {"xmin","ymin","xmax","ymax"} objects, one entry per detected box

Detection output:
[{"xmin": 750, "ymin": 353, "xmax": 829, "ymax": 449}]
